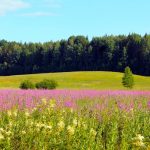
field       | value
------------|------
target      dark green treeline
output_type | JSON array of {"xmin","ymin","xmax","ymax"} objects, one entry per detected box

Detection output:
[{"xmin": 0, "ymin": 33, "xmax": 150, "ymax": 76}]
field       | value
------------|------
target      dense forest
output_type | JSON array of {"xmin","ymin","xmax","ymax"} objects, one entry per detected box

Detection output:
[{"xmin": 0, "ymin": 33, "xmax": 150, "ymax": 76}]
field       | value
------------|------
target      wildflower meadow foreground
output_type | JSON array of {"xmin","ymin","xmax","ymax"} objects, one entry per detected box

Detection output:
[{"xmin": 0, "ymin": 90, "xmax": 149, "ymax": 150}]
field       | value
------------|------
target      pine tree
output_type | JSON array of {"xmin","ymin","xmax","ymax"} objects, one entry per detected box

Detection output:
[{"xmin": 122, "ymin": 66, "xmax": 134, "ymax": 89}]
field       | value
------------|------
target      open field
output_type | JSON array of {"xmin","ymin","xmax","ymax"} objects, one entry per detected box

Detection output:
[{"xmin": 0, "ymin": 71, "xmax": 150, "ymax": 90}]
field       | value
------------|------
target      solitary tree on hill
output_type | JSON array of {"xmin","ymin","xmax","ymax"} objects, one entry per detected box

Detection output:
[{"xmin": 122, "ymin": 66, "xmax": 134, "ymax": 89}]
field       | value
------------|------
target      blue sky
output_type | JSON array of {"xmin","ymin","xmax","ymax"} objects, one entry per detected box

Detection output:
[{"xmin": 0, "ymin": 0, "xmax": 150, "ymax": 42}]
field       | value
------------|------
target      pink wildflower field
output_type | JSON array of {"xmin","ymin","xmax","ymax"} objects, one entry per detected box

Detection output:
[{"xmin": 0, "ymin": 89, "xmax": 149, "ymax": 111}]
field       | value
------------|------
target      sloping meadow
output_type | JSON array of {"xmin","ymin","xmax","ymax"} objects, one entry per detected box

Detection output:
[{"xmin": 0, "ymin": 89, "xmax": 149, "ymax": 149}]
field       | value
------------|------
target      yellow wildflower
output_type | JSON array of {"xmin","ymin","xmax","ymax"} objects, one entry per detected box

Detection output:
[
  {"xmin": 5, "ymin": 131, "xmax": 11, "ymax": 136},
  {"xmin": 67, "ymin": 125, "xmax": 74, "ymax": 135},
  {"xmin": 7, "ymin": 110, "xmax": 12, "ymax": 117},
  {"xmin": 132, "ymin": 134, "xmax": 145, "ymax": 147},
  {"xmin": 136, "ymin": 134, "xmax": 144, "ymax": 141},
  {"xmin": 49, "ymin": 99, "xmax": 56, "ymax": 108},
  {"xmin": 0, "ymin": 133, "xmax": 4, "ymax": 140},
  {"xmin": 0, "ymin": 128, "xmax": 4, "ymax": 133},
  {"xmin": 25, "ymin": 110, "xmax": 30, "ymax": 117},
  {"xmin": 73, "ymin": 118, "xmax": 78, "ymax": 126},
  {"xmin": 41, "ymin": 98, "xmax": 47, "ymax": 105},
  {"xmin": 90, "ymin": 128, "xmax": 97, "ymax": 137},
  {"xmin": 22, "ymin": 131, "xmax": 26, "ymax": 135},
  {"xmin": 45, "ymin": 125, "xmax": 52, "ymax": 130},
  {"xmin": 13, "ymin": 110, "xmax": 17, "ymax": 117},
  {"xmin": 57, "ymin": 121, "xmax": 65, "ymax": 131}
]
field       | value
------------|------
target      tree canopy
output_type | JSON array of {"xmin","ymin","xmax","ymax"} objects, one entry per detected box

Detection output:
[{"xmin": 0, "ymin": 34, "xmax": 150, "ymax": 76}]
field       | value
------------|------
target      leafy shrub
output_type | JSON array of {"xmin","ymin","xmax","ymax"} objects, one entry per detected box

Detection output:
[
  {"xmin": 36, "ymin": 79, "xmax": 58, "ymax": 89},
  {"xmin": 20, "ymin": 80, "xmax": 35, "ymax": 89}
]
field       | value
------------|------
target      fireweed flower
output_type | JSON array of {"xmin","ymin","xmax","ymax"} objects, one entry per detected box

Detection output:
[
  {"xmin": 67, "ymin": 126, "xmax": 75, "ymax": 135},
  {"xmin": 64, "ymin": 101, "xmax": 76, "ymax": 110}
]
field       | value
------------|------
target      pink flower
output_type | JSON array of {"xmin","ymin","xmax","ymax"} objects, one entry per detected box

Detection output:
[{"xmin": 64, "ymin": 101, "xmax": 75, "ymax": 108}]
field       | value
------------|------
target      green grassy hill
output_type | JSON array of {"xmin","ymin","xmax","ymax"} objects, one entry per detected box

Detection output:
[{"xmin": 0, "ymin": 71, "xmax": 149, "ymax": 90}]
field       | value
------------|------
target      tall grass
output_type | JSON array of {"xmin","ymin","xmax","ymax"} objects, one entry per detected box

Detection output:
[{"xmin": 0, "ymin": 90, "xmax": 149, "ymax": 149}]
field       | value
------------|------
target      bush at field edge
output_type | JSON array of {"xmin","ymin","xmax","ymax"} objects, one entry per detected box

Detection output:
[
  {"xmin": 19, "ymin": 80, "xmax": 35, "ymax": 89},
  {"xmin": 35, "ymin": 79, "xmax": 58, "ymax": 89}
]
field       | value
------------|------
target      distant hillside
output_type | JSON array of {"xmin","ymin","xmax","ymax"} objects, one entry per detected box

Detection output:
[{"xmin": 0, "ymin": 71, "xmax": 149, "ymax": 90}]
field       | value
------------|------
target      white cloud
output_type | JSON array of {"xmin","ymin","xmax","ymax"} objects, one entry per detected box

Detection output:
[
  {"xmin": 0, "ymin": 0, "xmax": 30, "ymax": 16},
  {"xmin": 21, "ymin": 11, "xmax": 57, "ymax": 17}
]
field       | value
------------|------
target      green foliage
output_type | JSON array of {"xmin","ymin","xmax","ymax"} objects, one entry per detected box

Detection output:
[
  {"xmin": 122, "ymin": 67, "xmax": 134, "ymax": 89},
  {"xmin": 36, "ymin": 79, "xmax": 58, "ymax": 89},
  {"xmin": 0, "ymin": 34, "xmax": 150, "ymax": 76},
  {"xmin": 19, "ymin": 80, "xmax": 35, "ymax": 89},
  {"xmin": 0, "ymin": 97, "xmax": 149, "ymax": 149}
]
